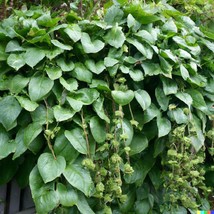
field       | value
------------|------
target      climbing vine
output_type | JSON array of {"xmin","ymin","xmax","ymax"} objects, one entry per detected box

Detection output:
[{"xmin": 0, "ymin": 0, "xmax": 213, "ymax": 213}]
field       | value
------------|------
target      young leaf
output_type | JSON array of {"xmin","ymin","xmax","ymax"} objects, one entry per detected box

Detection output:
[
  {"xmin": 29, "ymin": 75, "xmax": 54, "ymax": 102},
  {"xmin": 81, "ymin": 33, "xmax": 104, "ymax": 53},
  {"xmin": 89, "ymin": 116, "xmax": 106, "ymax": 144},
  {"xmin": 38, "ymin": 153, "xmax": 66, "ymax": 183},
  {"xmin": 112, "ymin": 90, "xmax": 134, "ymax": 106},
  {"xmin": 0, "ymin": 96, "xmax": 22, "ymax": 131},
  {"xmin": 157, "ymin": 116, "xmax": 171, "ymax": 138},
  {"xmin": 65, "ymin": 128, "xmax": 87, "ymax": 155},
  {"xmin": 63, "ymin": 163, "xmax": 94, "ymax": 197},
  {"xmin": 105, "ymin": 25, "xmax": 125, "ymax": 49},
  {"xmin": 135, "ymin": 90, "xmax": 151, "ymax": 111}
]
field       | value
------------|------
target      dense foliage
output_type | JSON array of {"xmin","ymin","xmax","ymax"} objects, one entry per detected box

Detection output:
[{"xmin": 0, "ymin": 0, "xmax": 213, "ymax": 213}]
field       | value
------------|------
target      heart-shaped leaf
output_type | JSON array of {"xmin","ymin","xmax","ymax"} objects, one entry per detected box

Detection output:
[
  {"xmin": 38, "ymin": 153, "xmax": 66, "ymax": 183},
  {"xmin": 111, "ymin": 90, "xmax": 134, "ymax": 106},
  {"xmin": 81, "ymin": 32, "xmax": 104, "ymax": 53}
]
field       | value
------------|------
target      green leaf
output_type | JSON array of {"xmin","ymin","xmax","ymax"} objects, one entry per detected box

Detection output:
[
  {"xmin": 141, "ymin": 62, "xmax": 162, "ymax": 76},
  {"xmin": 29, "ymin": 75, "xmax": 54, "ymax": 102},
  {"xmin": 57, "ymin": 183, "xmax": 78, "ymax": 207},
  {"xmin": 66, "ymin": 96, "xmax": 83, "ymax": 112},
  {"xmin": 0, "ymin": 96, "xmax": 22, "ymax": 131},
  {"xmin": 70, "ymin": 88, "xmax": 99, "ymax": 105},
  {"xmin": 16, "ymin": 96, "xmax": 39, "ymax": 112},
  {"xmin": 135, "ymin": 200, "xmax": 150, "ymax": 214},
  {"xmin": 135, "ymin": 90, "xmax": 151, "ymax": 110},
  {"xmin": 53, "ymin": 105, "xmax": 75, "ymax": 122},
  {"xmin": 85, "ymin": 59, "xmax": 105, "ymax": 74},
  {"xmin": 24, "ymin": 122, "xmax": 42, "ymax": 147},
  {"xmin": 51, "ymin": 39, "xmax": 72, "ymax": 50},
  {"xmin": 72, "ymin": 63, "xmax": 93, "ymax": 83},
  {"xmin": 59, "ymin": 77, "xmax": 78, "ymax": 91},
  {"xmin": 157, "ymin": 116, "xmax": 171, "ymax": 138},
  {"xmin": 104, "ymin": 57, "xmax": 119, "ymax": 67},
  {"xmin": 24, "ymin": 48, "xmax": 46, "ymax": 68},
  {"xmin": 160, "ymin": 49, "xmax": 178, "ymax": 63},
  {"xmin": 116, "ymin": 119, "xmax": 134, "ymax": 146},
  {"xmin": 54, "ymin": 132, "xmax": 79, "ymax": 162},
  {"xmin": 135, "ymin": 30, "xmax": 155, "ymax": 44},
  {"xmin": 161, "ymin": 77, "xmax": 178, "ymax": 95},
  {"xmin": 9, "ymin": 75, "xmax": 29, "ymax": 94},
  {"xmin": 187, "ymin": 89, "xmax": 210, "ymax": 114},
  {"xmin": 129, "ymin": 69, "xmax": 144, "ymax": 81},
  {"xmin": 127, "ymin": 38, "xmax": 153, "ymax": 59},
  {"xmin": 45, "ymin": 66, "xmax": 62, "ymax": 80},
  {"xmin": 13, "ymin": 129, "xmax": 27, "ymax": 160},
  {"xmin": 29, "ymin": 166, "xmax": 59, "ymax": 213},
  {"xmin": 31, "ymin": 104, "xmax": 54, "ymax": 125},
  {"xmin": 90, "ymin": 116, "xmax": 106, "ymax": 144},
  {"xmin": 64, "ymin": 24, "xmax": 81, "ymax": 42},
  {"xmin": 90, "ymin": 79, "xmax": 110, "ymax": 91},
  {"xmin": 104, "ymin": 5, "xmax": 124, "ymax": 25},
  {"xmin": 129, "ymin": 133, "xmax": 148, "ymax": 156},
  {"xmin": 5, "ymin": 40, "xmax": 24, "ymax": 52},
  {"xmin": 93, "ymin": 97, "xmax": 110, "ymax": 123},
  {"xmin": 57, "ymin": 58, "xmax": 74, "ymax": 72},
  {"xmin": 162, "ymin": 18, "xmax": 177, "ymax": 33},
  {"xmin": 175, "ymin": 92, "xmax": 193, "ymax": 108},
  {"xmin": 105, "ymin": 25, "xmax": 125, "ymax": 48},
  {"xmin": 155, "ymin": 87, "xmax": 169, "ymax": 111},
  {"xmin": 65, "ymin": 128, "xmax": 88, "ymax": 155},
  {"xmin": 180, "ymin": 64, "xmax": 190, "ymax": 80},
  {"xmin": 159, "ymin": 56, "xmax": 172, "ymax": 78},
  {"xmin": 7, "ymin": 53, "xmax": 25, "ymax": 70},
  {"xmin": 124, "ymin": 4, "xmax": 159, "ymax": 24},
  {"xmin": 45, "ymin": 48, "xmax": 64, "ymax": 60},
  {"xmin": 143, "ymin": 103, "xmax": 160, "ymax": 124},
  {"xmin": 81, "ymin": 33, "xmax": 104, "ymax": 53},
  {"xmin": 38, "ymin": 153, "xmax": 66, "ymax": 183},
  {"xmin": 63, "ymin": 163, "xmax": 94, "ymax": 196},
  {"xmin": 76, "ymin": 193, "xmax": 95, "ymax": 214},
  {"xmin": 167, "ymin": 108, "xmax": 188, "ymax": 124},
  {"xmin": 112, "ymin": 90, "xmax": 134, "ymax": 106},
  {"xmin": 0, "ymin": 125, "xmax": 16, "ymax": 160}
]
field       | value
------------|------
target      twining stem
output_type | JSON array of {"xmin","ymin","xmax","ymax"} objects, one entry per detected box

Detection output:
[
  {"xmin": 44, "ymin": 99, "xmax": 57, "ymax": 160},
  {"xmin": 128, "ymin": 103, "xmax": 134, "ymax": 121},
  {"xmin": 81, "ymin": 109, "xmax": 91, "ymax": 158}
]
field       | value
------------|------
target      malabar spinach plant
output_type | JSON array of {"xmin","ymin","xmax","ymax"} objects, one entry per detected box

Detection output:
[{"xmin": 0, "ymin": 0, "xmax": 213, "ymax": 213}]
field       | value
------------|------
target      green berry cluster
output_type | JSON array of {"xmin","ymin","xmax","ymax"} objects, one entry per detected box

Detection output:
[
  {"xmin": 161, "ymin": 125, "xmax": 210, "ymax": 211},
  {"xmin": 82, "ymin": 105, "xmax": 134, "ymax": 212}
]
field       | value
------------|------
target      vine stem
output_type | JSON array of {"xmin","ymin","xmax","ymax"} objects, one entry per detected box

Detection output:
[
  {"xmin": 128, "ymin": 103, "xmax": 134, "ymax": 120},
  {"xmin": 44, "ymin": 99, "xmax": 57, "ymax": 160},
  {"xmin": 81, "ymin": 109, "xmax": 91, "ymax": 158}
]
